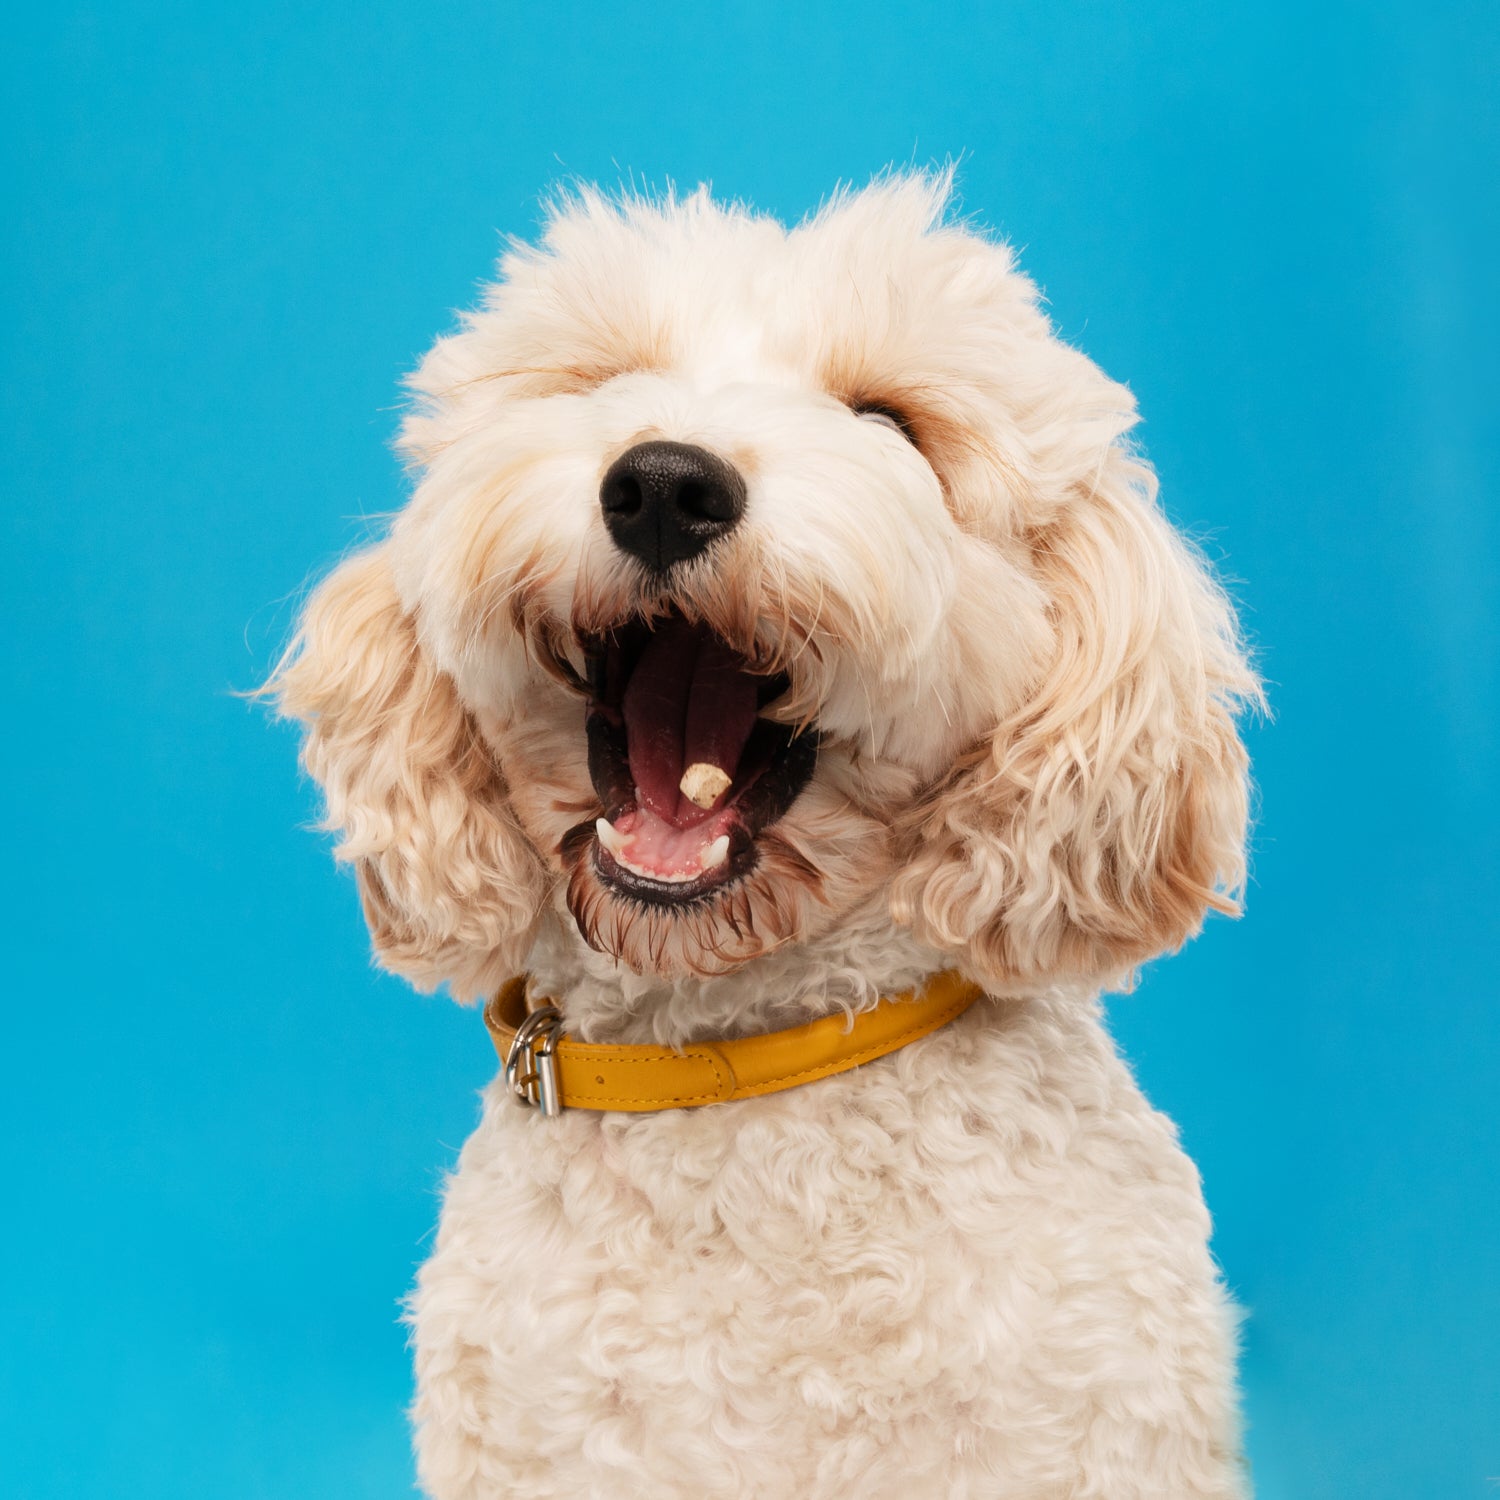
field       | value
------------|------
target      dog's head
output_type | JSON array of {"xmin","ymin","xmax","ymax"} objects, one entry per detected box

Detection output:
[{"xmin": 274, "ymin": 175, "xmax": 1258, "ymax": 1003}]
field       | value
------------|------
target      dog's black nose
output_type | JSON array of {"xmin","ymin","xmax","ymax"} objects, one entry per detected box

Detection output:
[{"xmin": 599, "ymin": 441, "xmax": 746, "ymax": 574}]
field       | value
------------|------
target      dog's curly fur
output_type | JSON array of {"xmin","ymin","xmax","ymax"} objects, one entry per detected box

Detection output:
[{"xmin": 272, "ymin": 172, "xmax": 1260, "ymax": 1498}]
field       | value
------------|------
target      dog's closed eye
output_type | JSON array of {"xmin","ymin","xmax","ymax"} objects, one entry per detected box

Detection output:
[{"xmin": 848, "ymin": 401, "xmax": 918, "ymax": 446}]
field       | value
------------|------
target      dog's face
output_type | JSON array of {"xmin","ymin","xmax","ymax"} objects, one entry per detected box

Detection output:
[{"xmin": 277, "ymin": 176, "xmax": 1257, "ymax": 1001}]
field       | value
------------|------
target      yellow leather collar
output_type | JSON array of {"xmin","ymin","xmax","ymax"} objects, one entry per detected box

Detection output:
[{"xmin": 484, "ymin": 970, "xmax": 983, "ymax": 1115}]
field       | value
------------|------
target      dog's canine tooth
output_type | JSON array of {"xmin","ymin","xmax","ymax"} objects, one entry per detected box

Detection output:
[
  {"xmin": 595, "ymin": 816, "xmax": 629, "ymax": 859},
  {"xmin": 703, "ymin": 834, "xmax": 731, "ymax": 869}
]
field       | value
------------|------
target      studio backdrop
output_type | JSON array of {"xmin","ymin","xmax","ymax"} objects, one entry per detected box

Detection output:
[{"xmin": 3, "ymin": 3, "xmax": 1495, "ymax": 1498}]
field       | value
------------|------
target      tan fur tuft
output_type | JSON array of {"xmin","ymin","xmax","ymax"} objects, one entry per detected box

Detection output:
[
  {"xmin": 891, "ymin": 447, "xmax": 1260, "ymax": 990},
  {"xmin": 268, "ymin": 546, "xmax": 546, "ymax": 999}
]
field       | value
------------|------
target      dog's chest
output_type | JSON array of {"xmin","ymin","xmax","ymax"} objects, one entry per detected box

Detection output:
[{"xmin": 409, "ymin": 1000, "xmax": 1232, "ymax": 1497}]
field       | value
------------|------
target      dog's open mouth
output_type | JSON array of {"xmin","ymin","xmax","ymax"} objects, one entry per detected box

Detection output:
[{"xmin": 582, "ymin": 613, "xmax": 818, "ymax": 904}]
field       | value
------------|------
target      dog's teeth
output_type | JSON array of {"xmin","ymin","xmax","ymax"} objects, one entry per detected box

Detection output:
[
  {"xmin": 595, "ymin": 817, "xmax": 629, "ymax": 859},
  {"xmin": 680, "ymin": 762, "xmax": 732, "ymax": 809},
  {"xmin": 597, "ymin": 816, "xmax": 730, "ymax": 882}
]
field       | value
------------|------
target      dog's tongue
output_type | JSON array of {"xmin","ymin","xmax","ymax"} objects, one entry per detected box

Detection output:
[{"xmin": 622, "ymin": 620, "xmax": 759, "ymax": 827}]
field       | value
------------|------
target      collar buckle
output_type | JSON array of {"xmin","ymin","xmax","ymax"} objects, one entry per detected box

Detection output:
[{"xmin": 503, "ymin": 1005, "xmax": 565, "ymax": 1116}]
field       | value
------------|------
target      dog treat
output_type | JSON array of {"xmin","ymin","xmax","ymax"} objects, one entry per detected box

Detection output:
[{"xmin": 679, "ymin": 761, "xmax": 733, "ymax": 808}]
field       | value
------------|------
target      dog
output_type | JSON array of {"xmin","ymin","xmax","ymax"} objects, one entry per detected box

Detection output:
[{"xmin": 272, "ymin": 172, "xmax": 1259, "ymax": 1498}]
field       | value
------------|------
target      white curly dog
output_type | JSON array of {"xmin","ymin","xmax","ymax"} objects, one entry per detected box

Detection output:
[{"xmin": 275, "ymin": 173, "xmax": 1259, "ymax": 1499}]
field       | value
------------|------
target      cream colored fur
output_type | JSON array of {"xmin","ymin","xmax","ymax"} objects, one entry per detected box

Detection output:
[{"xmin": 273, "ymin": 172, "xmax": 1259, "ymax": 1497}]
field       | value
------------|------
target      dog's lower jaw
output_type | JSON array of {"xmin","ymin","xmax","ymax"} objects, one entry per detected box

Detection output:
[{"xmin": 407, "ymin": 981, "xmax": 1247, "ymax": 1500}]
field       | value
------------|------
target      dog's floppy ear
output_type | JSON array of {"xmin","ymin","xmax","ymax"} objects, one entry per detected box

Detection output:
[
  {"xmin": 893, "ymin": 447, "xmax": 1260, "ymax": 990},
  {"xmin": 270, "ymin": 545, "xmax": 544, "ymax": 1000}
]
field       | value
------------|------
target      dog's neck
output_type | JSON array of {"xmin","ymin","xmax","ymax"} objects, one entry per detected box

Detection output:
[{"xmin": 523, "ymin": 900, "xmax": 953, "ymax": 1046}]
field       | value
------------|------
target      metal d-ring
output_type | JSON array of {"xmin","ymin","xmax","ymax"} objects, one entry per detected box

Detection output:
[{"xmin": 504, "ymin": 1006, "xmax": 565, "ymax": 1116}]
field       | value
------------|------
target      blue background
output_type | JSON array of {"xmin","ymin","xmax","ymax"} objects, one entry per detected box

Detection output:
[{"xmin": 4, "ymin": 3, "xmax": 1495, "ymax": 1496}]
